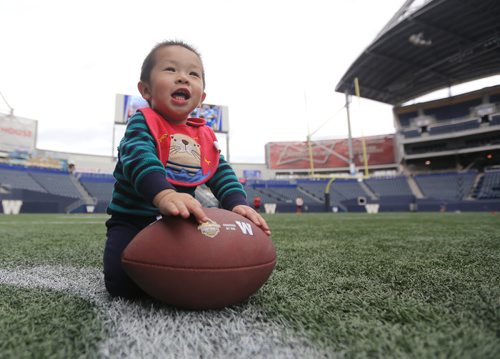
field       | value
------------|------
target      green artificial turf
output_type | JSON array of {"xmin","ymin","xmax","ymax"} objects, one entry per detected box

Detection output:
[
  {"xmin": 253, "ymin": 213, "xmax": 500, "ymax": 357},
  {"xmin": 0, "ymin": 213, "xmax": 499, "ymax": 358},
  {"xmin": 0, "ymin": 215, "xmax": 105, "ymax": 268},
  {"xmin": 0, "ymin": 285, "xmax": 104, "ymax": 358}
]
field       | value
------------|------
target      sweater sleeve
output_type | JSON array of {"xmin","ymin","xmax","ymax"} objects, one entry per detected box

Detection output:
[
  {"xmin": 118, "ymin": 113, "xmax": 175, "ymax": 202},
  {"xmin": 206, "ymin": 156, "xmax": 248, "ymax": 210}
]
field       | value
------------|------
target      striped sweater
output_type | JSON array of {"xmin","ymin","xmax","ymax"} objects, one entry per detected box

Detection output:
[{"xmin": 107, "ymin": 112, "xmax": 247, "ymax": 217}]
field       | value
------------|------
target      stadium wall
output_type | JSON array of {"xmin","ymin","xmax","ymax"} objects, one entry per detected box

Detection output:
[
  {"xmin": 35, "ymin": 149, "xmax": 116, "ymax": 173},
  {"xmin": 0, "ymin": 189, "xmax": 75, "ymax": 214}
]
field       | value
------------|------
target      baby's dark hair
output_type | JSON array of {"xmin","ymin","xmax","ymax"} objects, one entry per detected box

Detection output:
[{"xmin": 140, "ymin": 40, "xmax": 205, "ymax": 88}]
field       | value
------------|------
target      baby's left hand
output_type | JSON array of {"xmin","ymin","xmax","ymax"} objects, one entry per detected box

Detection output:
[{"xmin": 232, "ymin": 205, "xmax": 271, "ymax": 236}]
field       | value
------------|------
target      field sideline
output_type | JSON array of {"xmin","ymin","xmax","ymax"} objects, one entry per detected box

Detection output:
[{"xmin": 0, "ymin": 212, "xmax": 499, "ymax": 358}]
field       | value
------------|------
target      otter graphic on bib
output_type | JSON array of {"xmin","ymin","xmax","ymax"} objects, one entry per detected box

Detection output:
[
  {"xmin": 167, "ymin": 133, "xmax": 209, "ymax": 183},
  {"xmin": 140, "ymin": 108, "xmax": 220, "ymax": 187}
]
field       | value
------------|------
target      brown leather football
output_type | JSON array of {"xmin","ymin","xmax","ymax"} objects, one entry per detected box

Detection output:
[{"xmin": 122, "ymin": 207, "xmax": 276, "ymax": 309}]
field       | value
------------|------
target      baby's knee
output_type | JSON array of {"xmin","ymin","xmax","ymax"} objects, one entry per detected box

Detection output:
[{"xmin": 104, "ymin": 272, "xmax": 145, "ymax": 299}]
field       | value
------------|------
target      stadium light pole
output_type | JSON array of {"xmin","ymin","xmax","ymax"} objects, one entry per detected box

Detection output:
[
  {"xmin": 344, "ymin": 90, "xmax": 356, "ymax": 175},
  {"xmin": 0, "ymin": 91, "xmax": 14, "ymax": 116}
]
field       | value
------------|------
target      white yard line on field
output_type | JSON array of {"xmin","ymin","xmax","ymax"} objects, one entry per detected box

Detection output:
[{"xmin": 0, "ymin": 266, "xmax": 335, "ymax": 359}]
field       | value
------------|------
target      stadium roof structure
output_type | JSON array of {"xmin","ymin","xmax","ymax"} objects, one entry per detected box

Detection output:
[{"xmin": 335, "ymin": 0, "xmax": 500, "ymax": 106}]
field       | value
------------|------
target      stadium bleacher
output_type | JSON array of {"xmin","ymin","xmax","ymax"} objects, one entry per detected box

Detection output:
[
  {"xmin": 423, "ymin": 99, "xmax": 482, "ymax": 121},
  {"xmin": 365, "ymin": 176, "xmax": 413, "ymax": 197},
  {"xmin": 413, "ymin": 171, "xmax": 477, "ymax": 200},
  {"xmin": 329, "ymin": 179, "xmax": 368, "ymax": 200},
  {"xmin": 244, "ymin": 185, "xmax": 281, "ymax": 204},
  {"xmin": 2, "ymin": 162, "xmax": 500, "ymax": 213},
  {"xmin": 78, "ymin": 173, "xmax": 114, "ymax": 201},
  {"xmin": 401, "ymin": 128, "xmax": 422, "ymax": 139},
  {"xmin": 0, "ymin": 165, "xmax": 99, "ymax": 213},
  {"xmin": 397, "ymin": 111, "xmax": 418, "ymax": 127},
  {"xmin": 427, "ymin": 118, "xmax": 481, "ymax": 136},
  {"xmin": 296, "ymin": 180, "xmax": 328, "ymax": 201},
  {"xmin": 490, "ymin": 114, "xmax": 500, "ymax": 126},
  {"xmin": 0, "ymin": 166, "xmax": 47, "ymax": 193},
  {"xmin": 30, "ymin": 172, "xmax": 81, "ymax": 198},
  {"xmin": 455, "ymin": 118, "xmax": 481, "ymax": 131},
  {"xmin": 476, "ymin": 169, "xmax": 500, "ymax": 199},
  {"xmin": 78, "ymin": 173, "xmax": 115, "ymax": 212},
  {"xmin": 428, "ymin": 122, "xmax": 456, "ymax": 135}
]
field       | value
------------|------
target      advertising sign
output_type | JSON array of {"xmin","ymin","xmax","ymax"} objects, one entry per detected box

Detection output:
[
  {"xmin": 114, "ymin": 94, "xmax": 149, "ymax": 124},
  {"xmin": 266, "ymin": 135, "xmax": 395, "ymax": 169},
  {"xmin": 190, "ymin": 104, "xmax": 229, "ymax": 133},
  {"xmin": 115, "ymin": 94, "xmax": 229, "ymax": 133},
  {"xmin": 0, "ymin": 114, "xmax": 37, "ymax": 153}
]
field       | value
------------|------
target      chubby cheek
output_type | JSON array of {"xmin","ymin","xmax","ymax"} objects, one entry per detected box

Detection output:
[{"xmin": 151, "ymin": 90, "xmax": 173, "ymax": 108}]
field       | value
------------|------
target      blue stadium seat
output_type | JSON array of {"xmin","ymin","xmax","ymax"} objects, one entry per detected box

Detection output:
[
  {"xmin": 29, "ymin": 172, "xmax": 81, "ymax": 198},
  {"xmin": 329, "ymin": 179, "xmax": 368, "ymax": 201},
  {"xmin": 476, "ymin": 170, "xmax": 500, "ymax": 199},
  {"xmin": 365, "ymin": 176, "xmax": 413, "ymax": 197},
  {"xmin": 78, "ymin": 173, "xmax": 114, "ymax": 202},
  {"xmin": 489, "ymin": 114, "xmax": 500, "ymax": 126},
  {"xmin": 244, "ymin": 186, "xmax": 279, "ymax": 204},
  {"xmin": 454, "ymin": 118, "xmax": 480, "ymax": 131},
  {"xmin": 428, "ymin": 122, "xmax": 455, "ymax": 135},
  {"xmin": 0, "ymin": 166, "xmax": 47, "ymax": 193},
  {"xmin": 297, "ymin": 181, "xmax": 328, "ymax": 201},
  {"xmin": 402, "ymin": 128, "xmax": 422, "ymax": 138},
  {"xmin": 398, "ymin": 111, "xmax": 418, "ymax": 127},
  {"xmin": 424, "ymin": 99, "xmax": 482, "ymax": 121},
  {"xmin": 414, "ymin": 172, "xmax": 477, "ymax": 200}
]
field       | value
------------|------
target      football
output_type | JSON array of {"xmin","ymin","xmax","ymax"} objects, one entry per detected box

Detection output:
[{"xmin": 122, "ymin": 207, "xmax": 276, "ymax": 310}]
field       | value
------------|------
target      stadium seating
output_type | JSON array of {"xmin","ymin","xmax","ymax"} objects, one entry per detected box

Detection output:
[
  {"xmin": 0, "ymin": 166, "xmax": 47, "ymax": 193},
  {"xmin": 300, "ymin": 179, "xmax": 367, "ymax": 211},
  {"xmin": 266, "ymin": 186, "xmax": 318, "ymax": 204},
  {"xmin": 244, "ymin": 185, "xmax": 279, "ymax": 205},
  {"xmin": 428, "ymin": 122, "xmax": 456, "ymax": 135},
  {"xmin": 423, "ymin": 99, "xmax": 482, "ymax": 121},
  {"xmin": 243, "ymin": 180, "xmax": 328, "ymax": 212},
  {"xmin": 78, "ymin": 173, "xmax": 114, "ymax": 201},
  {"xmin": 365, "ymin": 176, "xmax": 413, "ymax": 197},
  {"xmin": 402, "ymin": 128, "xmax": 422, "ymax": 138},
  {"xmin": 77, "ymin": 173, "xmax": 115, "ymax": 212},
  {"xmin": 490, "ymin": 94, "xmax": 500, "ymax": 103},
  {"xmin": 2, "ymin": 163, "xmax": 500, "ymax": 213},
  {"xmin": 398, "ymin": 111, "xmax": 418, "ymax": 127},
  {"xmin": 455, "ymin": 118, "xmax": 481, "ymax": 131},
  {"xmin": 490, "ymin": 114, "xmax": 500, "ymax": 126},
  {"xmin": 30, "ymin": 172, "xmax": 82, "ymax": 198},
  {"xmin": 413, "ymin": 171, "xmax": 477, "ymax": 200},
  {"xmin": 296, "ymin": 181, "xmax": 328, "ymax": 201},
  {"xmin": 476, "ymin": 169, "xmax": 500, "ymax": 199},
  {"xmin": 329, "ymin": 179, "xmax": 368, "ymax": 199}
]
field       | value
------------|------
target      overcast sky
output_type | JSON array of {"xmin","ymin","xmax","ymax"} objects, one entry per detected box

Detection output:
[{"xmin": 1, "ymin": 0, "xmax": 498, "ymax": 163}]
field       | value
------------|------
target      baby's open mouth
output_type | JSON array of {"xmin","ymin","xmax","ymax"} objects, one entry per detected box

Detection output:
[{"xmin": 172, "ymin": 89, "xmax": 191, "ymax": 100}]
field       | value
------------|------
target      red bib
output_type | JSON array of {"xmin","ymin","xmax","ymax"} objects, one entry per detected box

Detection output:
[{"xmin": 140, "ymin": 108, "xmax": 220, "ymax": 187}]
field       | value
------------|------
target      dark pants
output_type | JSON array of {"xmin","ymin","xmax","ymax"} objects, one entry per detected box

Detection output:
[{"xmin": 103, "ymin": 214, "xmax": 158, "ymax": 299}]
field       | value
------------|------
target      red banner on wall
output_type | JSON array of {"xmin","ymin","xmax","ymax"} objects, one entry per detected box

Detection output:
[{"xmin": 265, "ymin": 134, "xmax": 395, "ymax": 170}]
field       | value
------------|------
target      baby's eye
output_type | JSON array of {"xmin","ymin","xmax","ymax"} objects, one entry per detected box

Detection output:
[
  {"xmin": 164, "ymin": 67, "xmax": 175, "ymax": 72},
  {"xmin": 190, "ymin": 71, "xmax": 201, "ymax": 78}
]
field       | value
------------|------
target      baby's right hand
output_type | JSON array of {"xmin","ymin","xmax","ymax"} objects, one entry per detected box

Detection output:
[{"xmin": 153, "ymin": 189, "xmax": 208, "ymax": 223}]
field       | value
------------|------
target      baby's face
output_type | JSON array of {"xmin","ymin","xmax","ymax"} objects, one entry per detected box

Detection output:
[{"xmin": 142, "ymin": 45, "xmax": 206, "ymax": 123}]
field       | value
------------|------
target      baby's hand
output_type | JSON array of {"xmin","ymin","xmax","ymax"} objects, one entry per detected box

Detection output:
[
  {"xmin": 232, "ymin": 205, "xmax": 271, "ymax": 236},
  {"xmin": 153, "ymin": 189, "xmax": 208, "ymax": 223}
]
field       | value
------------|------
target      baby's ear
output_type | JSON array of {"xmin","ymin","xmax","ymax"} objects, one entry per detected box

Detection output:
[
  {"xmin": 137, "ymin": 81, "xmax": 151, "ymax": 101},
  {"xmin": 198, "ymin": 92, "xmax": 206, "ymax": 106}
]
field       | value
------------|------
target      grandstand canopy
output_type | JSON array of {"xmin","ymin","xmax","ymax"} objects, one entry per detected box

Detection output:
[{"xmin": 335, "ymin": 0, "xmax": 500, "ymax": 105}]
